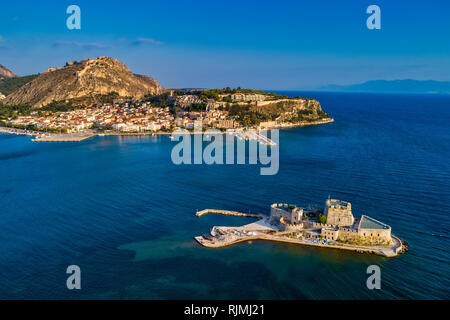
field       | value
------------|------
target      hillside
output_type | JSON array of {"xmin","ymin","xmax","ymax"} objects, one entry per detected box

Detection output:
[
  {"xmin": 5, "ymin": 57, "xmax": 162, "ymax": 108},
  {"xmin": 0, "ymin": 74, "xmax": 39, "ymax": 96},
  {"xmin": 149, "ymin": 89, "xmax": 330, "ymax": 127}
]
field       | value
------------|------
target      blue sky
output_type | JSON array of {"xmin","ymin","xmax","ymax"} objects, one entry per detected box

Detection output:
[{"xmin": 0, "ymin": 0, "xmax": 449, "ymax": 89}]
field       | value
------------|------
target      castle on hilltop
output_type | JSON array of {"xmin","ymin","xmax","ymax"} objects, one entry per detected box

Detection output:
[{"xmin": 269, "ymin": 198, "xmax": 392, "ymax": 245}]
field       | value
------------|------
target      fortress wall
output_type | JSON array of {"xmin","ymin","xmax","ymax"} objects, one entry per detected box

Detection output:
[
  {"xmin": 337, "ymin": 227, "xmax": 391, "ymax": 244},
  {"xmin": 358, "ymin": 228, "xmax": 391, "ymax": 242},
  {"xmin": 279, "ymin": 217, "xmax": 304, "ymax": 232}
]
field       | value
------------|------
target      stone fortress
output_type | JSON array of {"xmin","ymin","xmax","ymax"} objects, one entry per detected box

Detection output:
[
  {"xmin": 270, "ymin": 198, "xmax": 392, "ymax": 245},
  {"xmin": 324, "ymin": 199, "xmax": 354, "ymax": 226},
  {"xmin": 196, "ymin": 197, "xmax": 406, "ymax": 257}
]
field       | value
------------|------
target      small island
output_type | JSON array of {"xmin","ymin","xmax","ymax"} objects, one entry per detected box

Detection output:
[{"xmin": 195, "ymin": 198, "xmax": 408, "ymax": 257}]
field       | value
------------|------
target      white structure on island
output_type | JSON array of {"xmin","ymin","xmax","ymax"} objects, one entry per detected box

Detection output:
[
  {"xmin": 270, "ymin": 203, "xmax": 304, "ymax": 231},
  {"xmin": 324, "ymin": 199, "xmax": 354, "ymax": 226},
  {"xmin": 269, "ymin": 199, "xmax": 393, "ymax": 245}
]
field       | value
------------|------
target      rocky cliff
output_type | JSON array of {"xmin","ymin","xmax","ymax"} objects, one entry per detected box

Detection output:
[
  {"xmin": 0, "ymin": 64, "xmax": 18, "ymax": 79},
  {"xmin": 5, "ymin": 57, "xmax": 162, "ymax": 108},
  {"xmin": 252, "ymin": 98, "xmax": 329, "ymax": 123}
]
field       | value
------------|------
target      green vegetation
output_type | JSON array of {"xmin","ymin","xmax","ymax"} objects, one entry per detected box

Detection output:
[
  {"xmin": 0, "ymin": 74, "xmax": 39, "ymax": 119},
  {"xmin": 335, "ymin": 237, "xmax": 388, "ymax": 247},
  {"xmin": 0, "ymin": 120, "xmax": 61, "ymax": 133},
  {"xmin": 317, "ymin": 214, "xmax": 327, "ymax": 224},
  {"xmin": 317, "ymin": 110, "xmax": 329, "ymax": 119},
  {"xmin": 35, "ymin": 93, "xmax": 119, "ymax": 114},
  {"xmin": 226, "ymin": 103, "xmax": 270, "ymax": 127},
  {"xmin": 289, "ymin": 106, "xmax": 330, "ymax": 123},
  {"xmin": 92, "ymin": 92, "xmax": 120, "ymax": 106},
  {"xmin": 196, "ymin": 87, "xmax": 312, "ymax": 101},
  {"xmin": 0, "ymin": 74, "xmax": 39, "ymax": 95},
  {"xmin": 92, "ymin": 124, "xmax": 113, "ymax": 132},
  {"xmin": 145, "ymin": 92, "xmax": 174, "ymax": 109},
  {"xmin": 0, "ymin": 92, "xmax": 122, "ymax": 120},
  {"xmin": 186, "ymin": 102, "xmax": 207, "ymax": 112},
  {"xmin": 0, "ymin": 102, "xmax": 32, "ymax": 119},
  {"xmin": 164, "ymin": 87, "xmax": 313, "ymax": 103},
  {"xmin": 41, "ymin": 100, "xmax": 79, "ymax": 113},
  {"xmin": 142, "ymin": 88, "xmax": 326, "ymax": 127}
]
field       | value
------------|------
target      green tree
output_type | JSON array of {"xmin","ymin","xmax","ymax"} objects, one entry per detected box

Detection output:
[{"xmin": 317, "ymin": 214, "xmax": 327, "ymax": 224}]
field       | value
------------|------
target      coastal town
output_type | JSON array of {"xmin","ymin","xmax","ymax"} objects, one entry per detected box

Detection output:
[
  {"xmin": 0, "ymin": 90, "xmax": 333, "ymax": 141},
  {"xmin": 0, "ymin": 57, "xmax": 333, "ymax": 142},
  {"xmin": 195, "ymin": 198, "xmax": 408, "ymax": 257}
]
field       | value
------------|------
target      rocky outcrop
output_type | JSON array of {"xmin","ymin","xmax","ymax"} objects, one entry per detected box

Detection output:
[
  {"xmin": 253, "ymin": 98, "xmax": 329, "ymax": 123},
  {"xmin": 5, "ymin": 57, "xmax": 162, "ymax": 108},
  {"xmin": 0, "ymin": 64, "xmax": 18, "ymax": 79}
]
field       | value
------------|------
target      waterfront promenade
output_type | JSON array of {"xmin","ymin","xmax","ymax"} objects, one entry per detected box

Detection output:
[
  {"xmin": 0, "ymin": 126, "xmax": 96, "ymax": 142},
  {"xmin": 32, "ymin": 132, "xmax": 96, "ymax": 142},
  {"xmin": 0, "ymin": 126, "xmax": 37, "ymax": 137}
]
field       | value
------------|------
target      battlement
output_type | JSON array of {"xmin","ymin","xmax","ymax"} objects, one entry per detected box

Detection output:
[{"xmin": 324, "ymin": 199, "xmax": 354, "ymax": 226}]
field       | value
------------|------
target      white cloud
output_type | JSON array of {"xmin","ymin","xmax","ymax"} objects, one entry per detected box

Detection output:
[
  {"xmin": 132, "ymin": 38, "xmax": 163, "ymax": 46},
  {"xmin": 53, "ymin": 40, "xmax": 108, "ymax": 49}
]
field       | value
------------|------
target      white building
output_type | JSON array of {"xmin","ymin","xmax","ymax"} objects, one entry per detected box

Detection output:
[{"xmin": 143, "ymin": 123, "xmax": 161, "ymax": 132}]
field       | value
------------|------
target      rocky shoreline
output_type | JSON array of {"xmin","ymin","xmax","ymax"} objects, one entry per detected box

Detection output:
[{"xmin": 264, "ymin": 118, "xmax": 334, "ymax": 129}]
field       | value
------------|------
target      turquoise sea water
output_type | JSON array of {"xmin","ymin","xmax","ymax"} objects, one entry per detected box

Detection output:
[{"xmin": 0, "ymin": 92, "xmax": 449, "ymax": 299}]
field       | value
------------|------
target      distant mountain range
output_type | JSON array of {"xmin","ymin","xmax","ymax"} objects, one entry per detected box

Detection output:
[
  {"xmin": 0, "ymin": 64, "xmax": 18, "ymax": 79},
  {"xmin": 319, "ymin": 80, "xmax": 450, "ymax": 94}
]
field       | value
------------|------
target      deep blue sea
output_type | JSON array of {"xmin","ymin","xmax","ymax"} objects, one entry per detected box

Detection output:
[{"xmin": 0, "ymin": 92, "xmax": 449, "ymax": 299}]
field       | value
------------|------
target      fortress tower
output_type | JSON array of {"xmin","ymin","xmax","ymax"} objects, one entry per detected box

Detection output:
[{"xmin": 324, "ymin": 199, "xmax": 354, "ymax": 226}]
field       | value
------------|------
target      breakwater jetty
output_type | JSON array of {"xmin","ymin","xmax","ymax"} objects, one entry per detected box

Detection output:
[
  {"xmin": 32, "ymin": 132, "xmax": 96, "ymax": 142},
  {"xmin": 195, "ymin": 209, "xmax": 264, "ymax": 219},
  {"xmin": 0, "ymin": 126, "xmax": 38, "ymax": 136},
  {"xmin": 229, "ymin": 129, "xmax": 277, "ymax": 146},
  {"xmin": 1, "ymin": 126, "xmax": 96, "ymax": 142}
]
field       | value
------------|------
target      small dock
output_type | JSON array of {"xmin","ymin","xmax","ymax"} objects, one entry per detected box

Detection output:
[
  {"xmin": 195, "ymin": 209, "xmax": 264, "ymax": 219},
  {"xmin": 232, "ymin": 130, "xmax": 277, "ymax": 146}
]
